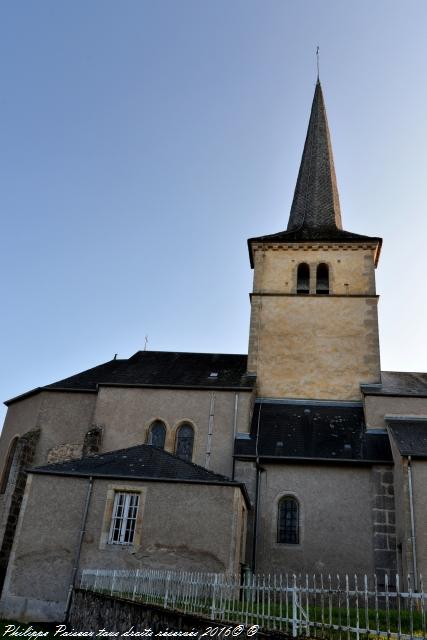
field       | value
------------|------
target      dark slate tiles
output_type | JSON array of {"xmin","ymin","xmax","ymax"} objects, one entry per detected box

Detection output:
[
  {"xmin": 362, "ymin": 371, "xmax": 427, "ymax": 397},
  {"xmin": 234, "ymin": 401, "xmax": 392, "ymax": 463},
  {"xmin": 31, "ymin": 443, "xmax": 236, "ymax": 483},
  {"xmin": 388, "ymin": 423, "xmax": 427, "ymax": 458},
  {"xmin": 9, "ymin": 351, "xmax": 254, "ymax": 402}
]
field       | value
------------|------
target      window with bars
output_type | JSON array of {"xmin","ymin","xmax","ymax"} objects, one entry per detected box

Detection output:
[
  {"xmin": 109, "ymin": 492, "xmax": 140, "ymax": 545},
  {"xmin": 277, "ymin": 496, "xmax": 299, "ymax": 544}
]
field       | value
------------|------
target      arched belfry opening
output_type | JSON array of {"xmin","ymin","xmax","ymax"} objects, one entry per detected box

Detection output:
[
  {"xmin": 296, "ymin": 263, "xmax": 310, "ymax": 294},
  {"xmin": 316, "ymin": 263, "xmax": 329, "ymax": 294}
]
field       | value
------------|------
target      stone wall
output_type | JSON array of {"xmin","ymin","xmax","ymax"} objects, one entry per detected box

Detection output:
[
  {"xmin": 69, "ymin": 589, "xmax": 289, "ymax": 639},
  {"xmin": 370, "ymin": 465, "xmax": 397, "ymax": 583},
  {"xmin": 247, "ymin": 245, "xmax": 381, "ymax": 401},
  {"xmin": 0, "ymin": 428, "xmax": 40, "ymax": 590},
  {"xmin": 47, "ymin": 426, "xmax": 103, "ymax": 463}
]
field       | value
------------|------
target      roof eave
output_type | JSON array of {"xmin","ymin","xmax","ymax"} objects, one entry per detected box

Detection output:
[
  {"xmin": 233, "ymin": 454, "xmax": 392, "ymax": 466},
  {"xmin": 248, "ymin": 236, "xmax": 383, "ymax": 269},
  {"xmin": 4, "ymin": 380, "xmax": 255, "ymax": 406}
]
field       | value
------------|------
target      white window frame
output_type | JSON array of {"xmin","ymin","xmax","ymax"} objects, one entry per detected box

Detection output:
[{"xmin": 108, "ymin": 491, "xmax": 140, "ymax": 545}]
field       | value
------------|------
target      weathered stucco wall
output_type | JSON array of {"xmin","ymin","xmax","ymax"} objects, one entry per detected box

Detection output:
[
  {"xmin": 389, "ymin": 438, "xmax": 407, "ymax": 579},
  {"xmin": 94, "ymin": 387, "xmax": 252, "ymax": 477},
  {"xmin": 0, "ymin": 395, "xmax": 43, "ymax": 469},
  {"xmin": 0, "ymin": 391, "xmax": 97, "ymax": 470},
  {"xmin": 79, "ymin": 479, "xmax": 244, "ymax": 575},
  {"xmin": 32, "ymin": 392, "xmax": 97, "ymax": 465},
  {"xmin": 0, "ymin": 474, "xmax": 87, "ymax": 622},
  {"xmin": 388, "ymin": 437, "xmax": 425, "ymax": 584},
  {"xmin": 0, "ymin": 473, "xmax": 246, "ymax": 622},
  {"xmin": 364, "ymin": 395, "xmax": 427, "ymax": 429},
  {"xmin": 255, "ymin": 464, "xmax": 376, "ymax": 575},
  {"xmin": 247, "ymin": 246, "xmax": 381, "ymax": 401}
]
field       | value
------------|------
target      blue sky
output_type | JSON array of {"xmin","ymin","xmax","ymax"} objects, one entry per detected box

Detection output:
[{"xmin": 1, "ymin": 1, "xmax": 427, "ymax": 422}]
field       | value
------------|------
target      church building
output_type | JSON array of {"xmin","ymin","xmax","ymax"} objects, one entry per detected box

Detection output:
[{"xmin": 0, "ymin": 80, "xmax": 426, "ymax": 623}]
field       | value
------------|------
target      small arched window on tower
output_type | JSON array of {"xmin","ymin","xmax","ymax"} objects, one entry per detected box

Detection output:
[
  {"xmin": 0, "ymin": 437, "xmax": 19, "ymax": 495},
  {"xmin": 147, "ymin": 420, "xmax": 166, "ymax": 449},
  {"xmin": 316, "ymin": 263, "xmax": 329, "ymax": 295},
  {"xmin": 175, "ymin": 423, "xmax": 194, "ymax": 462},
  {"xmin": 296, "ymin": 263, "xmax": 310, "ymax": 294},
  {"xmin": 277, "ymin": 496, "xmax": 299, "ymax": 544}
]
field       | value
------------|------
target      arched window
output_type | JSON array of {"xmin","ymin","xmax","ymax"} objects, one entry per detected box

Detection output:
[
  {"xmin": 0, "ymin": 437, "xmax": 19, "ymax": 495},
  {"xmin": 296, "ymin": 263, "xmax": 310, "ymax": 294},
  {"xmin": 277, "ymin": 496, "xmax": 299, "ymax": 544},
  {"xmin": 147, "ymin": 420, "xmax": 166, "ymax": 449},
  {"xmin": 175, "ymin": 424, "xmax": 194, "ymax": 461},
  {"xmin": 316, "ymin": 263, "xmax": 329, "ymax": 294}
]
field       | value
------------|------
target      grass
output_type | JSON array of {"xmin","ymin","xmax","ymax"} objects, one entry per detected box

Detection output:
[{"xmin": 94, "ymin": 589, "xmax": 425, "ymax": 637}]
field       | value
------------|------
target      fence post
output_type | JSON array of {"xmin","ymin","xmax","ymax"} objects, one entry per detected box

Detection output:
[
  {"xmin": 164, "ymin": 571, "xmax": 171, "ymax": 609},
  {"xmin": 94, "ymin": 569, "xmax": 99, "ymax": 592},
  {"xmin": 111, "ymin": 570, "xmax": 117, "ymax": 596},
  {"xmin": 132, "ymin": 569, "xmax": 140, "ymax": 601},
  {"xmin": 210, "ymin": 574, "xmax": 219, "ymax": 621},
  {"xmin": 292, "ymin": 574, "xmax": 298, "ymax": 638}
]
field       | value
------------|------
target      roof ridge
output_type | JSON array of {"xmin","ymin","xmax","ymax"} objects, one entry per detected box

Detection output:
[
  {"xmin": 37, "ymin": 443, "xmax": 233, "ymax": 483},
  {"xmin": 146, "ymin": 444, "xmax": 232, "ymax": 481},
  {"xmin": 130, "ymin": 350, "xmax": 247, "ymax": 358}
]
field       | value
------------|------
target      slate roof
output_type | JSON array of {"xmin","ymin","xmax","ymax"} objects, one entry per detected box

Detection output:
[
  {"xmin": 289, "ymin": 80, "xmax": 343, "ymax": 231},
  {"xmin": 361, "ymin": 371, "xmax": 427, "ymax": 398},
  {"xmin": 388, "ymin": 423, "xmax": 427, "ymax": 458},
  {"xmin": 30, "ymin": 444, "xmax": 250, "ymax": 502},
  {"xmin": 234, "ymin": 401, "xmax": 392, "ymax": 463},
  {"xmin": 5, "ymin": 351, "xmax": 254, "ymax": 405},
  {"xmin": 247, "ymin": 81, "xmax": 382, "ymax": 266}
]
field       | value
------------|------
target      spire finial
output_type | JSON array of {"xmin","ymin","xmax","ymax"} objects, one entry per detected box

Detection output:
[{"xmin": 316, "ymin": 46, "xmax": 320, "ymax": 81}]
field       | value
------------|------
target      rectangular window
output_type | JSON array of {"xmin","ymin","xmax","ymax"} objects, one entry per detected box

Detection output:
[{"xmin": 109, "ymin": 492, "xmax": 140, "ymax": 545}]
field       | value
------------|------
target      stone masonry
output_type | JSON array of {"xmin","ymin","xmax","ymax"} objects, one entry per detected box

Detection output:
[
  {"xmin": 370, "ymin": 465, "xmax": 397, "ymax": 584},
  {"xmin": 0, "ymin": 428, "xmax": 40, "ymax": 591},
  {"xmin": 47, "ymin": 425, "xmax": 103, "ymax": 463}
]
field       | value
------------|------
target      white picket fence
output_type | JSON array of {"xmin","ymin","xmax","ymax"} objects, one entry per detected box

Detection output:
[{"xmin": 80, "ymin": 569, "xmax": 427, "ymax": 639}]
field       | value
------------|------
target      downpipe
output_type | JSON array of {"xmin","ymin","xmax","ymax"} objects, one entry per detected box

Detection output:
[
  {"xmin": 251, "ymin": 400, "xmax": 264, "ymax": 573},
  {"xmin": 407, "ymin": 456, "xmax": 418, "ymax": 591},
  {"xmin": 65, "ymin": 476, "xmax": 94, "ymax": 621}
]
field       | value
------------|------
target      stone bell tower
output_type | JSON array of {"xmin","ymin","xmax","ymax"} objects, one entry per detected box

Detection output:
[{"xmin": 247, "ymin": 81, "xmax": 382, "ymax": 401}]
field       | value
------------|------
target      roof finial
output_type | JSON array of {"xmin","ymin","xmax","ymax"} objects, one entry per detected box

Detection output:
[
  {"xmin": 316, "ymin": 46, "xmax": 320, "ymax": 81},
  {"xmin": 144, "ymin": 335, "xmax": 149, "ymax": 351}
]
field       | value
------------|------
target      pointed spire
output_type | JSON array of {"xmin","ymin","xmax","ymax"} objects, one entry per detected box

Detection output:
[{"xmin": 287, "ymin": 81, "xmax": 343, "ymax": 231}]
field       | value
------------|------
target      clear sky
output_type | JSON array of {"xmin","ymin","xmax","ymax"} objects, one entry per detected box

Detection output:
[{"xmin": 1, "ymin": 1, "xmax": 427, "ymax": 423}]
